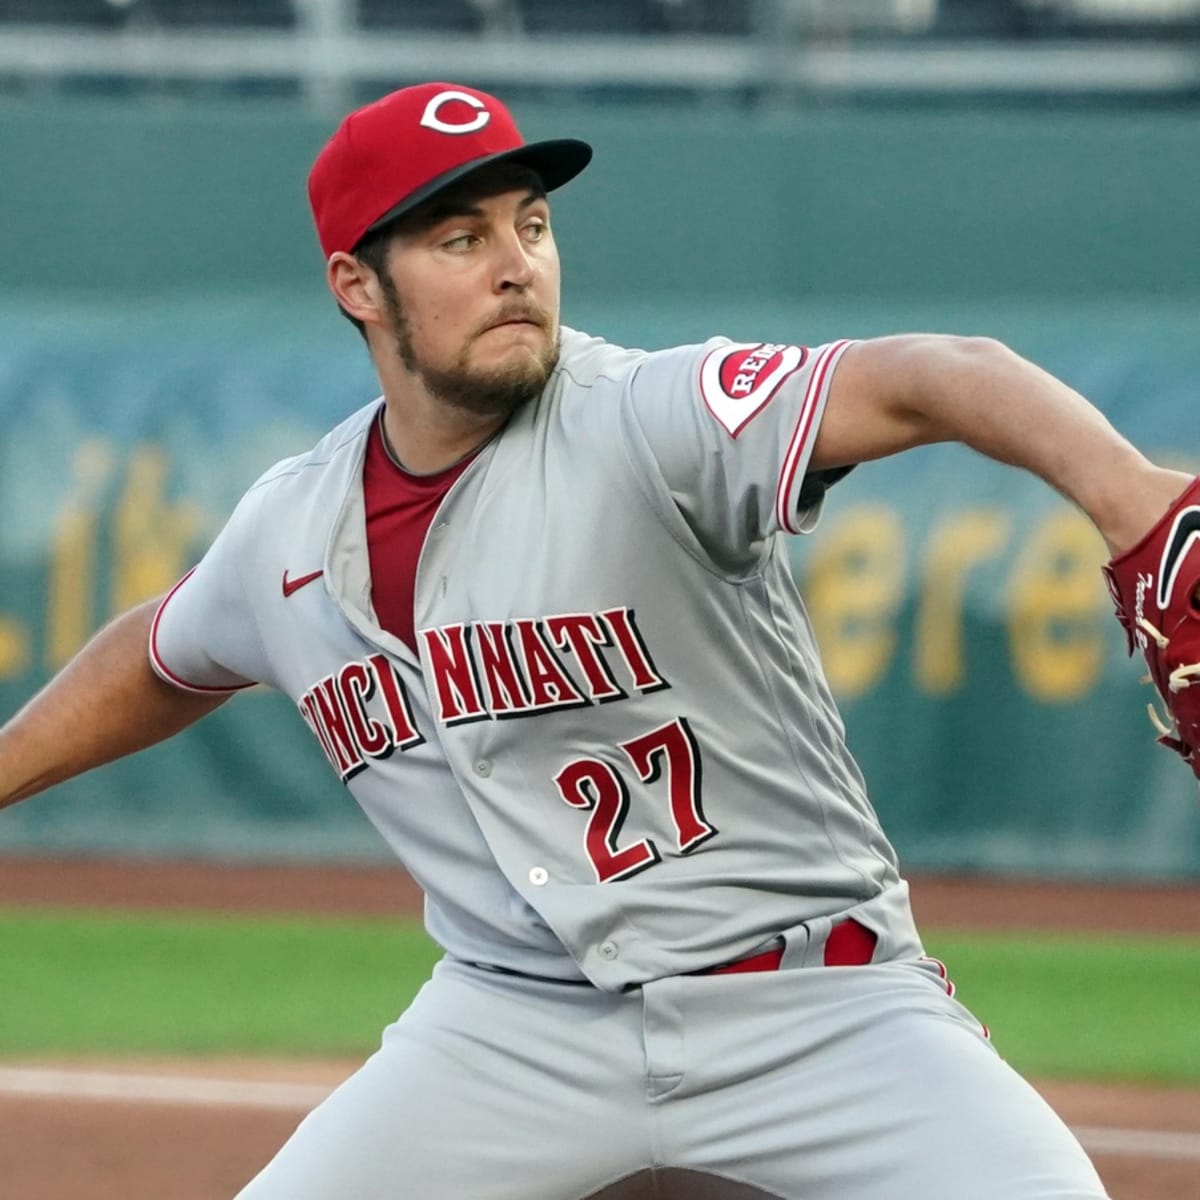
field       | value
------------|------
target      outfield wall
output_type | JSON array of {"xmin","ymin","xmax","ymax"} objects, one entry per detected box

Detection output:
[
  {"xmin": 2, "ymin": 97, "xmax": 1199, "ymax": 304},
  {"xmin": 1, "ymin": 97, "xmax": 1198, "ymax": 876}
]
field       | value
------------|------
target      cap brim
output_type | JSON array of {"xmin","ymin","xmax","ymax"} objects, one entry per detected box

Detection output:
[{"xmin": 361, "ymin": 138, "xmax": 593, "ymax": 245}]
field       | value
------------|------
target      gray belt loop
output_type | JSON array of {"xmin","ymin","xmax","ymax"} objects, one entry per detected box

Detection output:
[
  {"xmin": 778, "ymin": 881, "xmax": 925, "ymax": 971},
  {"xmin": 769, "ymin": 881, "xmax": 926, "ymax": 973},
  {"xmin": 780, "ymin": 917, "xmax": 824, "ymax": 969}
]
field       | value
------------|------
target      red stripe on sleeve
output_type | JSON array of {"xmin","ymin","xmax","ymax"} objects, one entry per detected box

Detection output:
[
  {"xmin": 149, "ymin": 568, "xmax": 256, "ymax": 695},
  {"xmin": 774, "ymin": 339, "xmax": 853, "ymax": 534}
]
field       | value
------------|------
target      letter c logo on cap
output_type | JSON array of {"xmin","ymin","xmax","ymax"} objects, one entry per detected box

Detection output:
[{"xmin": 420, "ymin": 90, "xmax": 491, "ymax": 136}]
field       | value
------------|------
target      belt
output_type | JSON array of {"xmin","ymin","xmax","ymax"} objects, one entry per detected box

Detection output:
[{"xmin": 696, "ymin": 919, "xmax": 877, "ymax": 976}]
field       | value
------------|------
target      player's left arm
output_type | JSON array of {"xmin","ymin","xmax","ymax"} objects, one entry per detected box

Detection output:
[
  {"xmin": 0, "ymin": 598, "xmax": 232, "ymax": 811},
  {"xmin": 811, "ymin": 334, "xmax": 1189, "ymax": 557}
]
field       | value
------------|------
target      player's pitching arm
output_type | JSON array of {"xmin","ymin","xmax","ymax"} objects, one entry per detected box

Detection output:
[
  {"xmin": 812, "ymin": 334, "xmax": 1190, "ymax": 556},
  {"xmin": 0, "ymin": 598, "xmax": 230, "ymax": 811},
  {"xmin": 816, "ymin": 334, "xmax": 1200, "ymax": 776}
]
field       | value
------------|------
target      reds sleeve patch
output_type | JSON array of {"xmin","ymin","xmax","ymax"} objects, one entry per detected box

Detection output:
[{"xmin": 698, "ymin": 342, "xmax": 808, "ymax": 438}]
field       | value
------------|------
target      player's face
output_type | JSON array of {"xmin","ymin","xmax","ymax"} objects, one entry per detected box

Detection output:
[{"xmin": 377, "ymin": 168, "xmax": 561, "ymax": 418}]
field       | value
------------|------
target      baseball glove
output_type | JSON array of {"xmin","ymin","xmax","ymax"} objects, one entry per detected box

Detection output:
[{"xmin": 1103, "ymin": 476, "xmax": 1200, "ymax": 779}]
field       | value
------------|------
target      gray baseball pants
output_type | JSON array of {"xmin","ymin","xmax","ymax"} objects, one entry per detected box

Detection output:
[{"xmin": 235, "ymin": 954, "xmax": 1107, "ymax": 1199}]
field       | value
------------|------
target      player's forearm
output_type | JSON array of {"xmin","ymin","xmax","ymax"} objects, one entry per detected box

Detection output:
[
  {"xmin": 0, "ymin": 598, "xmax": 229, "ymax": 810},
  {"xmin": 820, "ymin": 335, "xmax": 1191, "ymax": 555}
]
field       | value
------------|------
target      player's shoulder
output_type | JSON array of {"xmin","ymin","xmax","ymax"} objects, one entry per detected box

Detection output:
[
  {"xmin": 554, "ymin": 326, "xmax": 649, "ymax": 392},
  {"xmin": 210, "ymin": 399, "xmax": 376, "ymax": 540},
  {"xmin": 245, "ymin": 399, "xmax": 378, "ymax": 497},
  {"xmin": 554, "ymin": 326, "xmax": 721, "ymax": 399}
]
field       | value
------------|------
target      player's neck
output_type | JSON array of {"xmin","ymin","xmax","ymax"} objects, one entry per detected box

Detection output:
[{"xmin": 377, "ymin": 391, "xmax": 505, "ymax": 475}]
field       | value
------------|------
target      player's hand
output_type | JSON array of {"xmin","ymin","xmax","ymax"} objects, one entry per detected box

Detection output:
[{"xmin": 1103, "ymin": 476, "xmax": 1200, "ymax": 779}]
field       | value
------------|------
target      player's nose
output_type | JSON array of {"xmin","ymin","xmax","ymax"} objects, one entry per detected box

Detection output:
[{"xmin": 493, "ymin": 232, "xmax": 537, "ymax": 292}]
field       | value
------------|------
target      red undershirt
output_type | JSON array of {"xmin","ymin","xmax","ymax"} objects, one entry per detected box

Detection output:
[{"xmin": 363, "ymin": 410, "xmax": 479, "ymax": 653}]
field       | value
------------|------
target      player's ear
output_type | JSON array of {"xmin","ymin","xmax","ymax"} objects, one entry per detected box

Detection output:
[{"xmin": 326, "ymin": 252, "xmax": 388, "ymax": 329}]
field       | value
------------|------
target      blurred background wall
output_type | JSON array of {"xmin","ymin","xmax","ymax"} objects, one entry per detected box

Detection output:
[{"xmin": 1, "ymin": 0, "xmax": 1198, "ymax": 875}]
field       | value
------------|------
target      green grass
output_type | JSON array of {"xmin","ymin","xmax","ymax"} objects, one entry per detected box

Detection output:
[
  {"xmin": 0, "ymin": 907, "xmax": 441, "ymax": 1057},
  {"xmin": 2, "ymin": 907, "xmax": 1197, "ymax": 1085},
  {"xmin": 924, "ymin": 931, "xmax": 1200, "ymax": 1086}
]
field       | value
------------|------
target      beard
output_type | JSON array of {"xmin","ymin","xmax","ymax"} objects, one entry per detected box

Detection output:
[{"xmin": 380, "ymin": 275, "xmax": 560, "ymax": 419}]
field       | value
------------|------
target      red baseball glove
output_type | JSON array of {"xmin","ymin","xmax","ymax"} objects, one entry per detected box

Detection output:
[{"xmin": 1103, "ymin": 476, "xmax": 1200, "ymax": 779}]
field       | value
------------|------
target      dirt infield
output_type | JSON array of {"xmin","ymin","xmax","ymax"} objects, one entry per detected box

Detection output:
[{"xmin": 2, "ymin": 856, "xmax": 1198, "ymax": 1200}]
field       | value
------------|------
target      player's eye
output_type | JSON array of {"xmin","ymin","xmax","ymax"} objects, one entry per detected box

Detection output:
[
  {"xmin": 523, "ymin": 220, "xmax": 549, "ymax": 243},
  {"xmin": 442, "ymin": 232, "xmax": 478, "ymax": 251}
]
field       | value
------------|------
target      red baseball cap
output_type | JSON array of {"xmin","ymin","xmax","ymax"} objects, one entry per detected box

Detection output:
[{"xmin": 308, "ymin": 82, "xmax": 593, "ymax": 259}]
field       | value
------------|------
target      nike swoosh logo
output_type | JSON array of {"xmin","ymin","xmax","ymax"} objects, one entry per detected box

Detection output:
[
  {"xmin": 1157, "ymin": 507, "xmax": 1200, "ymax": 609},
  {"xmin": 282, "ymin": 569, "xmax": 324, "ymax": 598}
]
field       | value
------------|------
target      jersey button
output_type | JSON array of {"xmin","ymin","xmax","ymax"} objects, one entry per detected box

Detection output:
[
  {"xmin": 528, "ymin": 867, "xmax": 549, "ymax": 886},
  {"xmin": 474, "ymin": 760, "xmax": 492, "ymax": 778},
  {"xmin": 598, "ymin": 941, "xmax": 619, "ymax": 961}
]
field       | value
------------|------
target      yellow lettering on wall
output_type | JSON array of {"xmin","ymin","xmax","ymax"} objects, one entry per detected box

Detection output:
[
  {"xmin": 803, "ymin": 505, "xmax": 905, "ymax": 698},
  {"xmin": 46, "ymin": 441, "xmax": 116, "ymax": 669},
  {"xmin": 110, "ymin": 445, "xmax": 202, "ymax": 614},
  {"xmin": 914, "ymin": 509, "xmax": 1012, "ymax": 695},
  {"xmin": 0, "ymin": 615, "xmax": 30, "ymax": 679},
  {"xmin": 1007, "ymin": 507, "xmax": 1109, "ymax": 703}
]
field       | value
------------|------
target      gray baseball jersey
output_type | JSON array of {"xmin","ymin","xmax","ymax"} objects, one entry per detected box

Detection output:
[
  {"xmin": 151, "ymin": 328, "xmax": 1107, "ymax": 1199},
  {"xmin": 152, "ymin": 329, "xmax": 915, "ymax": 986}
]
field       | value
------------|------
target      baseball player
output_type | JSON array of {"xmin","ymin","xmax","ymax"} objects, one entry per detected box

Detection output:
[{"xmin": 2, "ymin": 82, "xmax": 1199, "ymax": 1199}]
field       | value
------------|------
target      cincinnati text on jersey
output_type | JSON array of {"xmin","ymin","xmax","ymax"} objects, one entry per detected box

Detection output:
[{"xmin": 298, "ymin": 608, "xmax": 668, "ymax": 781}]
